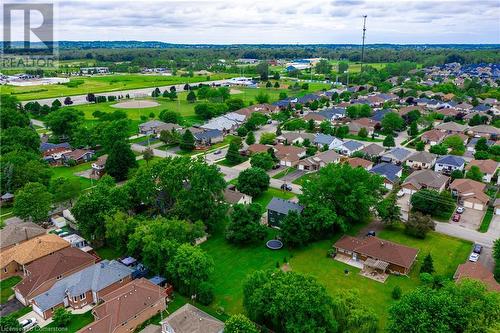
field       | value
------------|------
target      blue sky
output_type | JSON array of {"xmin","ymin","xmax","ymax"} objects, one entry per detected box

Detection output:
[{"xmin": 8, "ymin": 0, "xmax": 500, "ymax": 44}]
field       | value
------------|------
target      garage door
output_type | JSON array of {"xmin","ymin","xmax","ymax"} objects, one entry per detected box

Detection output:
[
  {"xmin": 32, "ymin": 304, "xmax": 44, "ymax": 317},
  {"xmin": 464, "ymin": 201, "xmax": 473, "ymax": 209},
  {"xmin": 473, "ymin": 203, "xmax": 484, "ymax": 211},
  {"xmin": 496, "ymin": 208, "xmax": 500, "ymax": 215}
]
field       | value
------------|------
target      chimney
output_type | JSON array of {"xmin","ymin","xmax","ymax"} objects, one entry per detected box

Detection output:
[{"xmin": 25, "ymin": 227, "xmax": 29, "ymax": 241}]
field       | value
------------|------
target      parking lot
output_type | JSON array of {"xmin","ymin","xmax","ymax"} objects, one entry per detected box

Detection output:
[{"xmin": 451, "ymin": 207, "xmax": 485, "ymax": 231}]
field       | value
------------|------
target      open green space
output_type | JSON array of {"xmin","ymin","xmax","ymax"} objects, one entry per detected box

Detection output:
[
  {"xmin": 51, "ymin": 162, "xmax": 95, "ymax": 190},
  {"xmin": 199, "ymin": 222, "xmax": 470, "ymax": 330},
  {"xmin": 479, "ymin": 207, "xmax": 494, "ymax": 233},
  {"xmin": 3, "ymin": 74, "xmax": 235, "ymax": 101},
  {"xmin": 292, "ymin": 172, "xmax": 317, "ymax": 186},
  {"xmin": 216, "ymin": 156, "xmax": 249, "ymax": 167},
  {"xmin": 36, "ymin": 311, "xmax": 94, "ymax": 332},
  {"xmin": 8, "ymin": 306, "xmax": 32, "ymax": 320},
  {"xmin": 0, "ymin": 276, "xmax": 21, "ymax": 304},
  {"xmin": 271, "ymin": 167, "xmax": 294, "ymax": 179},
  {"xmin": 95, "ymin": 246, "xmax": 122, "ymax": 260}
]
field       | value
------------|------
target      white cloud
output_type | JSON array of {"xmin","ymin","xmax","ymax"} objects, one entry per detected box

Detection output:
[{"xmin": 10, "ymin": 0, "xmax": 499, "ymax": 43}]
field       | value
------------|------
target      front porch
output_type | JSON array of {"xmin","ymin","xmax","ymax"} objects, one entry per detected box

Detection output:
[{"xmin": 334, "ymin": 254, "xmax": 389, "ymax": 283}]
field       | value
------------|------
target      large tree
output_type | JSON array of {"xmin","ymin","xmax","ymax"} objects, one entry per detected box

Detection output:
[
  {"xmin": 315, "ymin": 59, "xmax": 332, "ymax": 74},
  {"xmin": 410, "ymin": 189, "xmax": 455, "ymax": 217},
  {"xmin": 180, "ymin": 130, "xmax": 196, "ymax": 151},
  {"xmin": 49, "ymin": 177, "xmax": 81, "ymax": 204},
  {"xmin": 236, "ymin": 167, "xmax": 270, "ymax": 198},
  {"xmin": 105, "ymin": 140, "xmax": 138, "ymax": 181},
  {"xmin": 13, "ymin": 182, "xmax": 52, "ymax": 224},
  {"xmin": 226, "ymin": 140, "xmax": 243, "ymax": 165},
  {"xmin": 405, "ymin": 212, "xmax": 435, "ymax": 239},
  {"xmin": 466, "ymin": 165, "xmax": 484, "ymax": 182},
  {"xmin": 250, "ymin": 152, "xmax": 274, "ymax": 170},
  {"xmin": 1, "ymin": 151, "xmax": 52, "ymax": 192},
  {"xmin": 45, "ymin": 108, "xmax": 84, "ymax": 139},
  {"xmin": 300, "ymin": 163, "xmax": 383, "ymax": 232},
  {"xmin": 243, "ymin": 270, "xmax": 338, "ymax": 333},
  {"xmin": 381, "ymin": 112, "xmax": 405, "ymax": 135},
  {"xmin": 388, "ymin": 280, "xmax": 500, "ymax": 333},
  {"xmin": 225, "ymin": 314, "xmax": 259, "ymax": 333},
  {"xmin": 225, "ymin": 203, "xmax": 267, "ymax": 244},
  {"xmin": 166, "ymin": 243, "xmax": 214, "ymax": 296},
  {"xmin": 105, "ymin": 211, "xmax": 140, "ymax": 253},
  {"xmin": 0, "ymin": 126, "xmax": 40, "ymax": 154},
  {"xmin": 376, "ymin": 193, "xmax": 401, "ymax": 227}
]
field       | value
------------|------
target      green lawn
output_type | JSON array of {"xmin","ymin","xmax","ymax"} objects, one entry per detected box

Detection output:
[
  {"xmin": 252, "ymin": 188, "xmax": 296, "ymax": 213},
  {"xmin": 8, "ymin": 306, "xmax": 32, "ymax": 319},
  {"xmin": 479, "ymin": 207, "xmax": 494, "ymax": 233},
  {"xmin": 38, "ymin": 311, "xmax": 94, "ymax": 332},
  {"xmin": 271, "ymin": 167, "xmax": 294, "ymax": 179},
  {"xmin": 292, "ymin": 172, "xmax": 317, "ymax": 186},
  {"xmin": 216, "ymin": 156, "xmax": 248, "ymax": 167},
  {"xmin": 199, "ymin": 222, "xmax": 470, "ymax": 330},
  {"xmin": 4, "ymin": 73, "xmax": 235, "ymax": 101},
  {"xmin": 51, "ymin": 162, "xmax": 95, "ymax": 190},
  {"xmin": 344, "ymin": 134, "xmax": 384, "ymax": 142},
  {"xmin": 94, "ymin": 246, "xmax": 122, "ymax": 260},
  {"xmin": 0, "ymin": 276, "xmax": 21, "ymax": 304}
]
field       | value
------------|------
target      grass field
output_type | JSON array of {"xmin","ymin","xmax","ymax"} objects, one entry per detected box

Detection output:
[
  {"xmin": 51, "ymin": 162, "xmax": 95, "ymax": 190},
  {"xmin": 37, "ymin": 311, "xmax": 94, "ymax": 332},
  {"xmin": 252, "ymin": 188, "xmax": 296, "ymax": 213},
  {"xmin": 95, "ymin": 246, "xmax": 122, "ymax": 260},
  {"xmin": 271, "ymin": 167, "xmax": 294, "ymax": 179},
  {"xmin": 479, "ymin": 207, "xmax": 494, "ymax": 232},
  {"xmin": 3, "ymin": 74, "xmax": 235, "ymax": 101},
  {"xmin": 292, "ymin": 172, "xmax": 317, "ymax": 185},
  {"xmin": 200, "ymin": 223, "xmax": 470, "ymax": 330},
  {"xmin": 0, "ymin": 276, "xmax": 21, "ymax": 304}
]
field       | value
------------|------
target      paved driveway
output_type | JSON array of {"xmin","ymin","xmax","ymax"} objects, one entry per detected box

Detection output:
[
  {"xmin": 280, "ymin": 169, "xmax": 305, "ymax": 183},
  {"xmin": 452, "ymin": 208, "xmax": 484, "ymax": 231},
  {"xmin": 0, "ymin": 298, "xmax": 24, "ymax": 317}
]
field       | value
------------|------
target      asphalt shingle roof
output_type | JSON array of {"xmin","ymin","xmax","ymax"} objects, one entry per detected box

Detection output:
[
  {"xmin": 436, "ymin": 155, "xmax": 465, "ymax": 167},
  {"xmin": 370, "ymin": 163, "xmax": 402, "ymax": 182},
  {"xmin": 267, "ymin": 198, "xmax": 303, "ymax": 215}
]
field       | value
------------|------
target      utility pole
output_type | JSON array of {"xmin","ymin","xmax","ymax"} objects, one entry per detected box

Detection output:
[{"xmin": 360, "ymin": 15, "xmax": 367, "ymax": 73}]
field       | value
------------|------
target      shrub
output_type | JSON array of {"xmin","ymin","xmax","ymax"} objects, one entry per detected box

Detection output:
[
  {"xmin": 392, "ymin": 286, "xmax": 402, "ymax": 300},
  {"xmin": 197, "ymin": 282, "xmax": 214, "ymax": 305}
]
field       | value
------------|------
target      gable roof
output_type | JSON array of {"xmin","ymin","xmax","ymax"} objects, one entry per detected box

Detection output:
[
  {"xmin": 406, "ymin": 151, "xmax": 437, "ymax": 164},
  {"xmin": 466, "ymin": 159, "xmax": 499, "ymax": 175},
  {"xmin": 450, "ymin": 179, "xmax": 489, "ymax": 204},
  {"xmin": 161, "ymin": 304, "xmax": 224, "ymax": 333},
  {"xmin": 402, "ymin": 169, "xmax": 449, "ymax": 190},
  {"xmin": 360, "ymin": 143, "xmax": 385, "ymax": 157},
  {"xmin": 421, "ymin": 129, "xmax": 446, "ymax": 142},
  {"xmin": 193, "ymin": 129, "xmax": 223, "ymax": 141},
  {"xmin": 32, "ymin": 260, "xmax": 133, "ymax": 311},
  {"xmin": 201, "ymin": 113, "xmax": 245, "ymax": 131},
  {"xmin": 39, "ymin": 142, "xmax": 71, "ymax": 153},
  {"xmin": 314, "ymin": 133, "xmax": 342, "ymax": 146},
  {"xmin": 436, "ymin": 155, "xmax": 465, "ymax": 167},
  {"xmin": 382, "ymin": 147, "xmax": 412, "ymax": 162},
  {"xmin": 334, "ymin": 236, "xmax": 419, "ymax": 269},
  {"xmin": 267, "ymin": 197, "xmax": 303, "ymax": 215},
  {"xmin": 346, "ymin": 157, "xmax": 373, "ymax": 169},
  {"xmin": 342, "ymin": 140, "xmax": 364, "ymax": 151},
  {"xmin": 469, "ymin": 125, "xmax": 500, "ymax": 136},
  {"xmin": 16, "ymin": 247, "xmax": 96, "ymax": 299},
  {"xmin": 79, "ymin": 278, "xmax": 167, "ymax": 333},
  {"xmin": 371, "ymin": 109, "xmax": 392, "ymax": 122},
  {"xmin": 435, "ymin": 122, "xmax": 468, "ymax": 132},
  {"xmin": 0, "ymin": 222, "xmax": 46, "ymax": 249},
  {"xmin": 454, "ymin": 261, "xmax": 500, "ymax": 292},
  {"xmin": 274, "ymin": 144, "xmax": 306, "ymax": 162},
  {"xmin": 370, "ymin": 163, "xmax": 402, "ymax": 182},
  {"xmin": 318, "ymin": 108, "xmax": 346, "ymax": 120},
  {"xmin": 0, "ymin": 234, "xmax": 69, "ymax": 268},
  {"xmin": 63, "ymin": 149, "xmax": 94, "ymax": 161}
]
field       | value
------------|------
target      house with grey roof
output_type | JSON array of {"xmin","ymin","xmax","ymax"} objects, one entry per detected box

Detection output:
[
  {"xmin": 381, "ymin": 147, "xmax": 412, "ymax": 164},
  {"xmin": 192, "ymin": 129, "xmax": 224, "ymax": 146},
  {"xmin": 138, "ymin": 120, "xmax": 181, "ymax": 135},
  {"xmin": 297, "ymin": 149, "xmax": 342, "ymax": 171},
  {"xmin": 0, "ymin": 222, "xmax": 46, "ymax": 250},
  {"xmin": 402, "ymin": 169, "xmax": 450, "ymax": 195},
  {"xmin": 370, "ymin": 163, "xmax": 402, "ymax": 190},
  {"xmin": 318, "ymin": 108, "xmax": 346, "ymax": 121},
  {"xmin": 267, "ymin": 197, "xmax": 303, "ymax": 228},
  {"xmin": 434, "ymin": 155, "xmax": 465, "ymax": 175},
  {"xmin": 31, "ymin": 260, "xmax": 133, "ymax": 319},
  {"xmin": 276, "ymin": 132, "xmax": 315, "ymax": 145},
  {"xmin": 339, "ymin": 140, "xmax": 364, "ymax": 156},
  {"xmin": 405, "ymin": 151, "xmax": 437, "ymax": 170},
  {"xmin": 201, "ymin": 112, "xmax": 246, "ymax": 133},
  {"xmin": 313, "ymin": 133, "xmax": 344, "ymax": 150},
  {"xmin": 359, "ymin": 143, "xmax": 385, "ymax": 158},
  {"xmin": 161, "ymin": 304, "xmax": 224, "ymax": 333}
]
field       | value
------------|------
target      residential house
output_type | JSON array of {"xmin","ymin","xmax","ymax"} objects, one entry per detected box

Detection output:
[
  {"xmin": 303, "ymin": 112, "xmax": 326, "ymax": 123},
  {"xmin": 63, "ymin": 149, "xmax": 95, "ymax": 164},
  {"xmin": 421, "ymin": 129, "xmax": 447, "ymax": 145},
  {"xmin": 434, "ymin": 155, "xmax": 465, "ymax": 174},
  {"xmin": 450, "ymin": 179, "xmax": 489, "ymax": 211},
  {"xmin": 267, "ymin": 198, "xmax": 303, "ymax": 228},
  {"xmin": 0, "ymin": 222, "xmax": 46, "ymax": 251},
  {"xmin": 455, "ymin": 102, "xmax": 473, "ymax": 111},
  {"xmin": 201, "ymin": 113, "xmax": 246, "ymax": 133},
  {"xmin": 192, "ymin": 129, "xmax": 224, "ymax": 146},
  {"xmin": 371, "ymin": 109, "xmax": 393, "ymax": 123},
  {"xmin": 14, "ymin": 247, "xmax": 96, "ymax": 306},
  {"xmin": 339, "ymin": 141, "xmax": 364, "ymax": 156},
  {"xmin": 43, "ymin": 145, "xmax": 73, "ymax": 165},
  {"xmin": 138, "ymin": 120, "xmax": 182, "ymax": 135},
  {"xmin": 348, "ymin": 118, "xmax": 376, "ymax": 136},
  {"xmin": 161, "ymin": 303, "xmax": 225, "ymax": 333},
  {"xmin": 333, "ymin": 236, "xmax": 419, "ymax": 275},
  {"xmin": 381, "ymin": 147, "xmax": 412, "ymax": 164},
  {"xmin": 468, "ymin": 125, "xmax": 500, "ymax": 139},
  {"xmin": 235, "ymin": 104, "xmax": 279, "ymax": 118},
  {"xmin": 435, "ymin": 122, "xmax": 468, "ymax": 134},
  {"xmin": 318, "ymin": 108, "xmax": 346, "ymax": 121},
  {"xmin": 370, "ymin": 163, "xmax": 403, "ymax": 190},
  {"xmin": 454, "ymin": 261, "xmax": 500, "ymax": 292},
  {"xmin": 359, "ymin": 143, "xmax": 385, "ymax": 159},
  {"xmin": 401, "ymin": 169, "xmax": 450, "ymax": 195},
  {"xmin": 313, "ymin": 133, "xmax": 344, "ymax": 150},
  {"xmin": 297, "ymin": 150, "xmax": 342, "ymax": 171},
  {"xmin": 39, "ymin": 142, "xmax": 71, "ymax": 154},
  {"xmin": 465, "ymin": 159, "xmax": 498, "ymax": 183},
  {"xmin": 398, "ymin": 105, "xmax": 426, "ymax": 116},
  {"xmin": 91, "ymin": 154, "xmax": 107, "ymax": 178},
  {"xmin": 62, "ymin": 234, "xmax": 93, "ymax": 252},
  {"xmin": 276, "ymin": 132, "xmax": 315, "ymax": 145},
  {"xmin": 223, "ymin": 186, "xmax": 252, "ymax": 205},
  {"xmin": 274, "ymin": 144, "xmax": 306, "ymax": 167},
  {"xmin": 345, "ymin": 157, "xmax": 373, "ymax": 170},
  {"xmin": 0, "ymin": 234, "xmax": 70, "ymax": 280},
  {"xmin": 247, "ymin": 144, "xmax": 272, "ymax": 155},
  {"xmin": 31, "ymin": 260, "xmax": 133, "ymax": 319},
  {"xmin": 405, "ymin": 151, "xmax": 437, "ymax": 170},
  {"xmin": 79, "ymin": 278, "xmax": 171, "ymax": 333}
]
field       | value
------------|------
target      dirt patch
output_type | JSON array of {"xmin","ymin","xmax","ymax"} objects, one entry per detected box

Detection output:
[
  {"xmin": 281, "ymin": 263, "xmax": 292, "ymax": 272},
  {"xmin": 230, "ymin": 89, "xmax": 243, "ymax": 94},
  {"xmin": 111, "ymin": 100, "xmax": 160, "ymax": 109}
]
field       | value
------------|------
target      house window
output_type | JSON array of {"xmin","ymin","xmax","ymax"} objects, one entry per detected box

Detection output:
[
  {"xmin": 56, "ymin": 275, "xmax": 63, "ymax": 280},
  {"xmin": 73, "ymin": 296, "xmax": 78, "ymax": 302},
  {"xmin": 119, "ymin": 278, "xmax": 123, "ymax": 283},
  {"xmin": 79, "ymin": 293, "xmax": 86, "ymax": 301},
  {"xmin": 3, "ymin": 268, "xmax": 7, "ymax": 273}
]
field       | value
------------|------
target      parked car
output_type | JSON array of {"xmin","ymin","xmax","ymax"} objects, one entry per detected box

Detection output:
[
  {"xmin": 469, "ymin": 252, "xmax": 480, "ymax": 262},
  {"xmin": 213, "ymin": 149, "xmax": 222, "ymax": 155},
  {"xmin": 452, "ymin": 214, "xmax": 461, "ymax": 222},
  {"xmin": 366, "ymin": 231, "xmax": 376, "ymax": 237},
  {"xmin": 456, "ymin": 206, "xmax": 465, "ymax": 214},
  {"xmin": 396, "ymin": 190, "xmax": 405, "ymax": 197},
  {"xmin": 473, "ymin": 244, "xmax": 483, "ymax": 254},
  {"xmin": 272, "ymin": 164, "xmax": 280, "ymax": 170},
  {"xmin": 281, "ymin": 183, "xmax": 292, "ymax": 191},
  {"xmin": 20, "ymin": 318, "xmax": 37, "ymax": 331}
]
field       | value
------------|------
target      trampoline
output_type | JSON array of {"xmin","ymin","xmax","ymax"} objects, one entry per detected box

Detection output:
[{"xmin": 266, "ymin": 240, "xmax": 283, "ymax": 250}]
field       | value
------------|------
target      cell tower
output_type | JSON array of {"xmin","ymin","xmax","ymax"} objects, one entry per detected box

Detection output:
[{"xmin": 360, "ymin": 15, "xmax": 367, "ymax": 72}]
